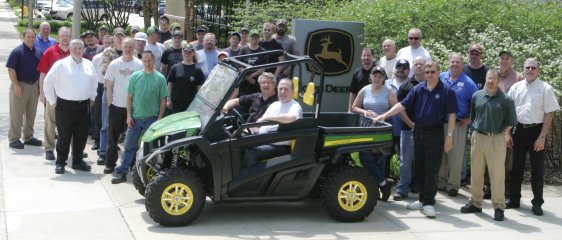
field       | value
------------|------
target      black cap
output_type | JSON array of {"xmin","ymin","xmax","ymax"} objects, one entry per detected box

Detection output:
[
  {"xmin": 395, "ymin": 59, "xmax": 410, "ymax": 69},
  {"xmin": 229, "ymin": 32, "xmax": 241, "ymax": 39},
  {"xmin": 80, "ymin": 30, "xmax": 95, "ymax": 38},
  {"xmin": 196, "ymin": 25, "xmax": 208, "ymax": 33},
  {"xmin": 370, "ymin": 66, "xmax": 388, "ymax": 79}
]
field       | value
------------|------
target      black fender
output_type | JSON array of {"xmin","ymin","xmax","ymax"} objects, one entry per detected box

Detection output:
[{"xmin": 326, "ymin": 142, "xmax": 394, "ymax": 165}]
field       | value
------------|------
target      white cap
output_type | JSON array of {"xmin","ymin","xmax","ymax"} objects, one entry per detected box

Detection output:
[{"xmin": 134, "ymin": 32, "xmax": 147, "ymax": 42}]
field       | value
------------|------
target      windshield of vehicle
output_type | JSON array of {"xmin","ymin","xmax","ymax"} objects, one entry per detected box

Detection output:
[{"xmin": 187, "ymin": 64, "xmax": 238, "ymax": 129}]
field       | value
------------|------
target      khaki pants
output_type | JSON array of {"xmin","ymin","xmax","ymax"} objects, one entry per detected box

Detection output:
[
  {"xmin": 470, "ymin": 132, "xmax": 506, "ymax": 209},
  {"xmin": 439, "ymin": 124, "xmax": 467, "ymax": 191},
  {"xmin": 9, "ymin": 82, "xmax": 39, "ymax": 142},
  {"xmin": 44, "ymin": 103, "xmax": 57, "ymax": 151}
]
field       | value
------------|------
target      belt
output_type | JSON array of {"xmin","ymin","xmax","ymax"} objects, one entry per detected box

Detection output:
[
  {"xmin": 517, "ymin": 123, "xmax": 542, "ymax": 128},
  {"xmin": 20, "ymin": 80, "xmax": 37, "ymax": 84},
  {"xmin": 475, "ymin": 129, "xmax": 502, "ymax": 136},
  {"xmin": 57, "ymin": 97, "xmax": 89, "ymax": 104}
]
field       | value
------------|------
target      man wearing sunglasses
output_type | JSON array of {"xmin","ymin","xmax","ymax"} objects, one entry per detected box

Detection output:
[
  {"xmin": 396, "ymin": 28, "xmax": 432, "ymax": 78},
  {"xmin": 506, "ymin": 58, "xmax": 559, "ymax": 216},
  {"xmin": 375, "ymin": 62, "xmax": 457, "ymax": 218}
]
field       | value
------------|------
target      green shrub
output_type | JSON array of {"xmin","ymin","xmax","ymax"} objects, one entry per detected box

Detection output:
[
  {"xmin": 49, "ymin": 21, "xmax": 63, "ymax": 33},
  {"xmin": 46, "ymin": 15, "xmax": 52, "ymax": 20}
]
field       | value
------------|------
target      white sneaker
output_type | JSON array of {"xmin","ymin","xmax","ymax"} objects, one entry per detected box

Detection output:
[
  {"xmin": 422, "ymin": 205, "xmax": 436, "ymax": 218},
  {"xmin": 406, "ymin": 200, "xmax": 423, "ymax": 210}
]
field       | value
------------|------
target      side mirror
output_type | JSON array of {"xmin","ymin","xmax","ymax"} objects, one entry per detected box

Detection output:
[{"xmin": 303, "ymin": 82, "xmax": 315, "ymax": 106}]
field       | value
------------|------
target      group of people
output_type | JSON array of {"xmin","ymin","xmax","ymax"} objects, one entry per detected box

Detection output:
[
  {"xmin": 349, "ymin": 28, "xmax": 559, "ymax": 221},
  {"xmin": 7, "ymin": 19, "xmax": 558, "ymax": 222},
  {"xmin": 6, "ymin": 16, "xmax": 301, "ymax": 185}
]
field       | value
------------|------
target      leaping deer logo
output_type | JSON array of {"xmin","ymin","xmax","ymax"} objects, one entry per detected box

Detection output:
[{"xmin": 314, "ymin": 35, "xmax": 349, "ymax": 69}]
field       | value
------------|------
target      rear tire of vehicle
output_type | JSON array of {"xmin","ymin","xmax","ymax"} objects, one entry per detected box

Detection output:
[
  {"xmin": 138, "ymin": 10, "xmax": 143, "ymax": 17},
  {"xmin": 145, "ymin": 168, "xmax": 206, "ymax": 226},
  {"xmin": 321, "ymin": 166, "xmax": 377, "ymax": 222}
]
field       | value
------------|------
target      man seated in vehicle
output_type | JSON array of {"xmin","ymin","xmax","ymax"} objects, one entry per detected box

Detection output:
[
  {"xmin": 243, "ymin": 78, "xmax": 303, "ymax": 167},
  {"xmin": 221, "ymin": 72, "xmax": 278, "ymax": 124}
]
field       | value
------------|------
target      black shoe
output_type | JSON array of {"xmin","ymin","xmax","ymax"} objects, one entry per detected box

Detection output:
[
  {"xmin": 71, "ymin": 161, "xmax": 92, "ymax": 171},
  {"xmin": 393, "ymin": 192, "xmax": 407, "ymax": 201},
  {"xmin": 24, "ymin": 137, "xmax": 42, "ymax": 146},
  {"xmin": 111, "ymin": 172, "xmax": 127, "ymax": 184},
  {"xmin": 460, "ymin": 203, "xmax": 482, "ymax": 213},
  {"xmin": 380, "ymin": 179, "xmax": 394, "ymax": 202},
  {"xmin": 91, "ymin": 144, "xmax": 100, "ymax": 150},
  {"xmin": 494, "ymin": 208, "xmax": 505, "ymax": 221},
  {"xmin": 532, "ymin": 205, "xmax": 543, "ymax": 216},
  {"xmin": 55, "ymin": 165, "xmax": 65, "ymax": 174},
  {"xmin": 505, "ymin": 199, "xmax": 520, "ymax": 209},
  {"xmin": 9, "ymin": 140, "xmax": 24, "ymax": 149},
  {"xmin": 448, "ymin": 189, "xmax": 459, "ymax": 197},
  {"xmin": 97, "ymin": 156, "xmax": 105, "ymax": 165},
  {"xmin": 103, "ymin": 166, "xmax": 115, "ymax": 174},
  {"xmin": 45, "ymin": 151, "xmax": 55, "ymax": 160},
  {"xmin": 82, "ymin": 152, "xmax": 88, "ymax": 158}
]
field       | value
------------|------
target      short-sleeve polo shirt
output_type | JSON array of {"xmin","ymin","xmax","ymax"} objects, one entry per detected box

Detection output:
[
  {"xmin": 440, "ymin": 71, "xmax": 478, "ymax": 120},
  {"xmin": 37, "ymin": 43, "xmax": 70, "ymax": 74},
  {"xmin": 470, "ymin": 89, "xmax": 517, "ymax": 133},
  {"xmin": 507, "ymin": 79, "xmax": 559, "ymax": 124},
  {"xmin": 400, "ymin": 80, "xmax": 458, "ymax": 128},
  {"xmin": 6, "ymin": 43, "xmax": 42, "ymax": 83}
]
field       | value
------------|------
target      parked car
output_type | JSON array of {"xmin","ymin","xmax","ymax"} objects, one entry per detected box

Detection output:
[
  {"xmin": 35, "ymin": 0, "xmax": 53, "ymax": 13},
  {"xmin": 50, "ymin": 0, "xmax": 109, "ymax": 21}
]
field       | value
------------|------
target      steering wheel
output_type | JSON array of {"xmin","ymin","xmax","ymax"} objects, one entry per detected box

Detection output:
[{"xmin": 230, "ymin": 108, "xmax": 246, "ymax": 126}]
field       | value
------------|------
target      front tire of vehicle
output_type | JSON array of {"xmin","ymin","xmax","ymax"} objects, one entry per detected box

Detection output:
[
  {"xmin": 145, "ymin": 168, "xmax": 205, "ymax": 226},
  {"xmin": 321, "ymin": 166, "xmax": 377, "ymax": 222},
  {"xmin": 132, "ymin": 164, "xmax": 156, "ymax": 196}
]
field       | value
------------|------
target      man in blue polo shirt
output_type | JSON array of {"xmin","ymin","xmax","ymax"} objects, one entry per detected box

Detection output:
[
  {"xmin": 6, "ymin": 29, "xmax": 43, "ymax": 149},
  {"xmin": 438, "ymin": 53, "xmax": 478, "ymax": 197},
  {"xmin": 376, "ymin": 62, "xmax": 458, "ymax": 218}
]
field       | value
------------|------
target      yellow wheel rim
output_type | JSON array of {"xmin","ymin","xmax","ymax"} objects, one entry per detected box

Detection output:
[
  {"xmin": 337, "ymin": 180, "xmax": 367, "ymax": 212},
  {"xmin": 147, "ymin": 166, "xmax": 155, "ymax": 181},
  {"xmin": 161, "ymin": 183, "xmax": 194, "ymax": 216}
]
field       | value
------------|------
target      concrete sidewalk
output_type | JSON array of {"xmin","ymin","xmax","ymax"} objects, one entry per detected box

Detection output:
[{"xmin": 0, "ymin": 1, "xmax": 562, "ymax": 239}]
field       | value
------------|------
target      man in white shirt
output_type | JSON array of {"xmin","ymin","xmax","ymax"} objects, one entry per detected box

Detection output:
[
  {"xmin": 144, "ymin": 26, "xmax": 165, "ymax": 72},
  {"xmin": 43, "ymin": 39, "xmax": 98, "ymax": 174},
  {"xmin": 506, "ymin": 58, "xmax": 559, "ymax": 216},
  {"xmin": 196, "ymin": 33, "xmax": 219, "ymax": 78},
  {"xmin": 396, "ymin": 28, "xmax": 432, "ymax": 78},
  {"xmin": 243, "ymin": 78, "xmax": 303, "ymax": 167},
  {"xmin": 379, "ymin": 39, "xmax": 397, "ymax": 79},
  {"xmin": 103, "ymin": 38, "xmax": 144, "ymax": 174}
]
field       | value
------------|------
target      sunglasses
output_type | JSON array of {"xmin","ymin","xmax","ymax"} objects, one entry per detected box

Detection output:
[
  {"xmin": 408, "ymin": 37, "xmax": 420, "ymax": 40},
  {"xmin": 525, "ymin": 66, "xmax": 537, "ymax": 70},
  {"xmin": 425, "ymin": 70, "xmax": 437, "ymax": 74}
]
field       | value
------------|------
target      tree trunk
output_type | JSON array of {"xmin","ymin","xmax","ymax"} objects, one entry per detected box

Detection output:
[{"xmin": 184, "ymin": 0, "xmax": 195, "ymax": 41}]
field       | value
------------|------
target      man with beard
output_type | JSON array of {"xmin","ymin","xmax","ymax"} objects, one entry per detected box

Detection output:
[
  {"xmin": 274, "ymin": 19, "xmax": 298, "ymax": 78},
  {"xmin": 347, "ymin": 48, "xmax": 375, "ymax": 112},
  {"xmin": 195, "ymin": 33, "xmax": 219, "ymax": 78},
  {"xmin": 82, "ymin": 30, "xmax": 103, "ymax": 60}
]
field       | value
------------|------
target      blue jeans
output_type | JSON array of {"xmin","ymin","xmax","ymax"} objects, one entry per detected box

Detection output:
[
  {"xmin": 97, "ymin": 90, "xmax": 108, "ymax": 157},
  {"xmin": 115, "ymin": 116, "xmax": 156, "ymax": 174},
  {"xmin": 359, "ymin": 151, "xmax": 386, "ymax": 185},
  {"xmin": 397, "ymin": 130, "xmax": 414, "ymax": 194}
]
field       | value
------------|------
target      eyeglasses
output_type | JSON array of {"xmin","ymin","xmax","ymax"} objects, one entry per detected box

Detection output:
[
  {"xmin": 408, "ymin": 37, "xmax": 420, "ymax": 40},
  {"xmin": 425, "ymin": 70, "xmax": 437, "ymax": 74},
  {"xmin": 525, "ymin": 66, "xmax": 537, "ymax": 70},
  {"xmin": 159, "ymin": 20, "xmax": 169, "ymax": 24}
]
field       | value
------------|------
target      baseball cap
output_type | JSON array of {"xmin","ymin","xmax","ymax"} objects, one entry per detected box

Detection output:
[
  {"xmin": 113, "ymin": 27, "xmax": 125, "ymax": 36},
  {"xmin": 370, "ymin": 66, "xmax": 388, "ymax": 79},
  {"xmin": 468, "ymin": 43, "xmax": 483, "ymax": 53},
  {"xmin": 159, "ymin": 15, "xmax": 169, "ymax": 22},
  {"xmin": 249, "ymin": 29, "xmax": 260, "ymax": 37},
  {"xmin": 146, "ymin": 26, "xmax": 159, "ymax": 35},
  {"xmin": 173, "ymin": 30, "xmax": 183, "ymax": 37},
  {"xmin": 240, "ymin": 28, "xmax": 249, "ymax": 33},
  {"xmin": 80, "ymin": 30, "xmax": 95, "ymax": 38},
  {"xmin": 218, "ymin": 51, "xmax": 229, "ymax": 58},
  {"xmin": 229, "ymin": 32, "xmax": 241, "ymax": 39},
  {"xmin": 196, "ymin": 25, "xmax": 208, "ymax": 33},
  {"xmin": 395, "ymin": 59, "xmax": 410, "ymax": 69},
  {"xmin": 498, "ymin": 50, "xmax": 513, "ymax": 57},
  {"xmin": 131, "ymin": 25, "xmax": 141, "ymax": 33},
  {"xmin": 98, "ymin": 25, "xmax": 108, "ymax": 31},
  {"xmin": 276, "ymin": 19, "xmax": 288, "ymax": 26},
  {"xmin": 170, "ymin": 22, "xmax": 181, "ymax": 30},
  {"xmin": 182, "ymin": 42, "xmax": 195, "ymax": 52},
  {"xmin": 133, "ymin": 32, "xmax": 148, "ymax": 42}
]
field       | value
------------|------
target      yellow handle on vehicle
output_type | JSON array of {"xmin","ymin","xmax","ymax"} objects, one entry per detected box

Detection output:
[
  {"xmin": 303, "ymin": 82, "xmax": 315, "ymax": 106},
  {"xmin": 292, "ymin": 77, "xmax": 299, "ymax": 99}
]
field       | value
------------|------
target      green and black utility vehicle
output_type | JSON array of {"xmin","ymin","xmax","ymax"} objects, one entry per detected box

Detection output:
[{"xmin": 133, "ymin": 51, "xmax": 393, "ymax": 226}]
